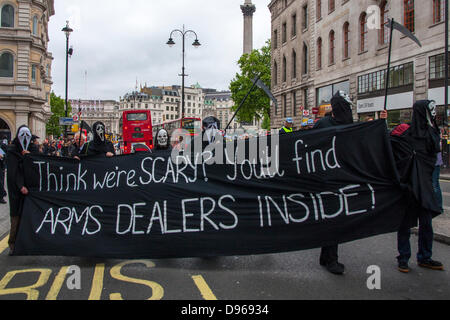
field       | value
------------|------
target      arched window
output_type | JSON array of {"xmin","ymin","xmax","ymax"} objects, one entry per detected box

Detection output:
[
  {"xmin": 360, "ymin": 13, "xmax": 368, "ymax": 52},
  {"xmin": 343, "ymin": 22, "xmax": 350, "ymax": 59},
  {"xmin": 302, "ymin": 43, "xmax": 308, "ymax": 74},
  {"xmin": 1, "ymin": 4, "xmax": 14, "ymax": 28},
  {"xmin": 292, "ymin": 50, "xmax": 297, "ymax": 79},
  {"xmin": 329, "ymin": 30, "xmax": 335, "ymax": 65},
  {"xmin": 0, "ymin": 52, "xmax": 13, "ymax": 77},
  {"xmin": 32, "ymin": 16, "xmax": 38, "ymax": 35},
  {"xmin": 317, "ymin": 37, "xmax": 322, "ymax": 69},
  {"xmin": 282, "ymin": 55, "xmax": 287, "ymax": 82},
  {"xmin": 379, "ymin": 1, "xmax": 389, "ymax": 45},
  {"xmin": 404, "ymin": 0, "xmax": 414, "ymax": 32}
]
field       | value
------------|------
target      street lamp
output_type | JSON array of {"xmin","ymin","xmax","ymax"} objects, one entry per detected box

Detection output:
[
  {"xmin": 167, "ymin": 25, "xmax": 201, "ymax": 119},
  {"xmin": 62, "ymin": 21, "xmax": 73, "ymax": 138}
]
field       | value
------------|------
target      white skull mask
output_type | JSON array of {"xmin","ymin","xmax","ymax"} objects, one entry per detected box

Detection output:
[
  {"xmin": 338, "ymin": 90, "xmax": 353, "ymax": 108},
  {"xmin": 96, "ymin": 124, "xmax": 105, "ymax": 142},
  {"xmin": 428, "ymin": 100, "xmax": 437, "ymax": 118},
  {"xmin": 18, "ymin": 127, "xmax": 32, "ymax": 151},
  {"xmin": 157, "ymin": 130, "xmax": 168, "ymax": 147}
]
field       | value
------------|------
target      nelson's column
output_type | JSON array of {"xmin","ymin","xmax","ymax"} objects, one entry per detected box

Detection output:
[{"xmin": 241, "ymin": 0, "xmax": 256, "ymax": 54}]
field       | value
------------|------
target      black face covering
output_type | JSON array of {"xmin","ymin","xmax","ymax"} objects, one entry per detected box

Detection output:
[{"xmin": 331, "ymin": 92, "xmax": 353, "ymax": 125}]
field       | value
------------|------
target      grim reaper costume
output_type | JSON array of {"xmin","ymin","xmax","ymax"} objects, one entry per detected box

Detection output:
[
  {"xmin": 313, "ymin": 90, "xmax": 354, "ymax": 275},
  {"xmin": 6, "ymin": 125, "xmax": 38, "ymax": 252},
  {"xmin": 391, "ymin": 100, "xmax": 443, "ymax": 270},
  {"xmin": 87, "ymin": 122, "xmax": 116, "ymax": 156},
  {"xmin": 155, "ymin": 129, "xmax": 170, "ymax": 151},
  {"xmin": 202, "ymin": 117, "xmax": 221, "ymax": 149}
]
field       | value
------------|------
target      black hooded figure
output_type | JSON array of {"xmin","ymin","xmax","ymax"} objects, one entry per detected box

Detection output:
[
  {"xmin": 6, "ymin": 125, "xmax": 38, "ymax": 254},
  {"xmin": 314, "ymin": 91, "xmax": 354, "ymax": 129},
  {"xmin": 391, "ymin": 100, "xmax": 443, "ymax": 272},
  {"xmin": 202, "ymin": 116, "xmax": 221, "ymax": 149},
  {"xmin": 87, "ymin": 122, "xmax": 116, "ymax": 157},
  {"xmin": 312, "ymin": 90, "xmax": 354, "ymax": 275},
  {"xmin": 155, "ymin": 129, "xmax": 171, "ymax": 151}
]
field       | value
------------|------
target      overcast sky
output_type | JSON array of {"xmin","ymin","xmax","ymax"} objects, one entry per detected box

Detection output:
[{"xmin": 48, "ymin": 0, "xmax": 271, "ymax": 101}]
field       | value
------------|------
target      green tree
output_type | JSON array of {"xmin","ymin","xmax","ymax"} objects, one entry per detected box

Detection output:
[
  {"xmin": 229, "ymin": 40, "xmax": 272, "ymax": 130},
  {"xmin": 46, "ymin": 92, "xmax": 72, "ymax": 137}
]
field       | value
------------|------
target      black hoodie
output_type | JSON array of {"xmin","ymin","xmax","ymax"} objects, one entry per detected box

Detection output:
[
  {"xmin": 314, "ymin": 92, "xmax": 353, "ymax": 129},
  {"xmin": 6, "ymin": 125, "xmax": 38, "ymax": 217}
]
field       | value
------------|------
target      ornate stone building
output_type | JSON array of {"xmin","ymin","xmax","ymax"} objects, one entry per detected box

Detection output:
[
  {"xmin": 0, "ymin": 0, "xmax": 54, "ymax": 141},
  {"xmin": 269, "ymin": 0, "xmax": 448, "ymax": 130}
]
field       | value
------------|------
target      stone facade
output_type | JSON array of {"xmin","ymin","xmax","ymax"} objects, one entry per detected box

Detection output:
[
  {"xmin": 269, "ymin": 0, "xmax": 448, "ymax": 130},
  {"xmin": 0, "ymin": 0, "xmax": 54, "ymax": 141}
]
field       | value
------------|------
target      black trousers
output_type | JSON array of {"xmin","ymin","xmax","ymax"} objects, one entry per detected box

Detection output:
[
  {"xmin": 0, "ymin": 168, "xmax": 5, "ymax": 198},
  {"xmin": 320, "ymin": 245, "xmax": 339, "ymax": 265}
]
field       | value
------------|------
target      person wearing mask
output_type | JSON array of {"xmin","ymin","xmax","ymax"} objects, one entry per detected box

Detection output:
[
  {"xmin": 6, "ymin": 125, "xmax": 38, "ymax": 255},
  {"xmin": 313, "ymin": 91, "xmax": 388, "ymax": 275},
  {"xmin": 391, "ymin": 100, "xmax": 443, "ymax": 273},
  {"xmin": 86, "ymin": 122, "xmax": 115, "ymax": 157},
  {"xmin": 279, "ymin": 118, "xmax": 294, "ymax": 134}
]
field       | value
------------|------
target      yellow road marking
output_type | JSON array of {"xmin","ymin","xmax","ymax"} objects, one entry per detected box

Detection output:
[
  {"xmin": 192, "ymin": 275, "xmax": 217, "ymax": 300},
  {"xmin": 46, "ymin": 266, "xmax": 69, "ymax": 300},
  {"xmin": 0, "ymin": 234, "xmax": 9, "ymax": 255},
  {"xmin": 88, "ymin": 263, "xmax": 105, "ymax": 300}
]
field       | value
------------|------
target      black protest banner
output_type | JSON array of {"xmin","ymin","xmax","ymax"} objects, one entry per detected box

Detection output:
[{"xmin": 14, "ymin": 120, "xmax": 407, "ymax": 259}]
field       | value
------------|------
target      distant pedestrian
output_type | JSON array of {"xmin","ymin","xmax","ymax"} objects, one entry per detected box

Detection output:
[{"xmin": 279, "ymin": 118, "xmax": 294, "ymax": 134}]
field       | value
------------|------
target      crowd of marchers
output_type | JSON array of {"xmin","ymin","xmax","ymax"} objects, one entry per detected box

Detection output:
[{"xmin": 2, "ymin": 98, "xmax": 447, "ymax": 278}]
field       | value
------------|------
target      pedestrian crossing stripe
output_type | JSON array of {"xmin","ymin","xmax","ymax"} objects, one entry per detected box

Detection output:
[{"xmin": 0, "ymin": 234, "xmax": 9, "ymax": 255}]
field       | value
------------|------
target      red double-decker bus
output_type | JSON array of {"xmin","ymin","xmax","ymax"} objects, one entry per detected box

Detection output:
[
  {"xmin": 122, "ymin": 110, "xmax": 153, "ymax": 154},
  {"xmin": 153, "ymin": 117, "xmax": 201, "ymax": 138}
]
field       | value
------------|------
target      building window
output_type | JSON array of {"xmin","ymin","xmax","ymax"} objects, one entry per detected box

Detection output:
[
  {"xmin": 283, "ymin": 55, "xmax": 287, "ymax": 82},
  {"xmin": 303, "ymin": 88, "xmax": 308, "ymax": 109},
  {"xmin": 302, "ymin": 5, "xmax": 308, "ymax": 30},
  {"xmin": 317, "ymin": 37, "xmax": 322, "ymax": 69},
  {"xmin": 329, "ymin": 0, "xmax": 335, "ymax": 13},
  {"xmin": 273, "ymin": 28, "xmax": 278, "ymax": 48},
  {"xmin": 1, "ymin": 4, "xmax": 14, "ymax": 28},
  {"xmin": 31, "ymin": 65, "xmax": 37, "ymax": 83},
  {"xmin": 329, "ymin": 30, "xmax": 335, "ymax": 65},
  {"xmin": 46, "ymin": 64, "xmax": 50, "ymax": 77},
  {"xmin": 404, "ymin": 0, "xmax": 415, "ymax": 32},
  {"xmin": 433, "ymin": 0, "xmax": 444, "ymax": 24},
  {"xmin": 317, "ymin": 0, "xmax": 322, "ymax": 20},
  {"xmin": 292, "ymin": 13, "xmax": 297, "ymax": 37},
  {"xmin": 380, "ymin": 1, "xmax": 390, "ymax": 45},
  {"xmin": 283, "ymin": 95, "xmax": 287, "ymax": 118},
  {"xmin": 32, "ymin": 16, "xmax": 38, "ymax": 35},
  {"xmin": 358, "ymin": 62, "xmax": 414, "ymax": 94},
  {"xmin": 360, "ymin": 12, "xmax": 368, "ymax": 52},
  {"xmin": 273, "ymin": 61, "xmax": 278, "ymax": 85},
  {"xmin": 343, "ymin": 22, "xmax": 350, "ymax": 59},
  {"xmin": 282, "ymin": 22, "xmax": 287, "ymax": 43},
  {"xmin": 302, "ymin": 43, "xmax": 308, "ymax": 74},
  {"xmin": 292, "ymin": 50, "xmax": 297, "ymax": 79},
  {"xmin": 0, "ymin": 52, "xmax": 13, "ymax": 77},
  {"xmin": 430, "ymin": 53, "xmax": 449, "ymax": 80}
]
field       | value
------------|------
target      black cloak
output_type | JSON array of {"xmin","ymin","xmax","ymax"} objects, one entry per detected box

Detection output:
[
  {"xmin": 314, "ymin": 92, "xmax": 353, "ymax": 129},
  {"xmin": 86, "ymin": 122, "xmax": 116, "ymax": 156},
  {"xmin": 390, "ymin": 100, "xmax": 441, "ymax": 227},
  {"xmin": 6, "ymin": 125, "xmax": 38, "ymax": 217}
]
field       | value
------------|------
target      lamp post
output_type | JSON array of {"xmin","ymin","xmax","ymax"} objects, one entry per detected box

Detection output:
[
  {"xmin": 167, "ymin": 25, "xmax": 201, "ymax": 119},
  {"xmin": 62, "ymin": 21, "xmax": 73, "ymax": 138}
]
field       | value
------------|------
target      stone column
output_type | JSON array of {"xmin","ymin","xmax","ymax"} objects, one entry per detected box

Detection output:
[{"xmin": 241, "ymin": 0, "xmax": 256, "ymax": 55}]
